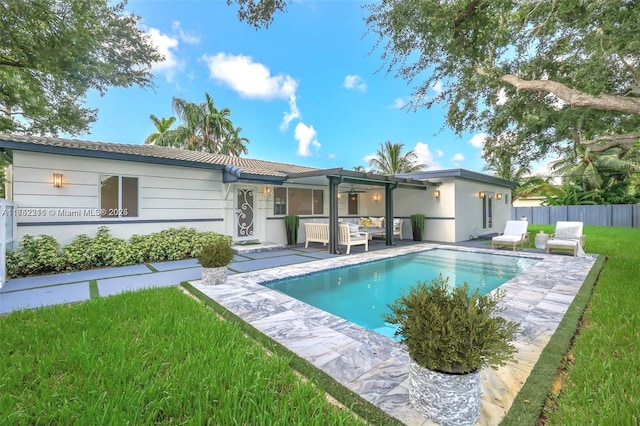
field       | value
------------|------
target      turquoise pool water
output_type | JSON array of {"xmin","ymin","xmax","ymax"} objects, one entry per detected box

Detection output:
[{"xmin": 266, "ymin": 249, "xmax": 539, "ymax": 339}]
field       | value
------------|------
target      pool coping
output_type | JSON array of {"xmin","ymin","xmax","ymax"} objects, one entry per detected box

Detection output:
[{"xmin": 190, "ymin": 243, "xmax": 598, "ymax": 425}]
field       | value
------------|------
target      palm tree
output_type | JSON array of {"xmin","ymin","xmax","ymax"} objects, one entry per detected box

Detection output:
[
  {"xmin": 149, "ymin": 93, "xmax": 249, "ymax": 156},
  {"xmin": 221, "ymin": 126, "xmax": 250, "ymax": 156},
  {"xmin": 483, "ymin": 150, "xmax": 562, "ymax": 201},
  {"xmin": 367, "ymin": 141, "xmax": 427, "ymax": 174},
  {"xmin": 550, "ymin": 147, "xmax": 638, "ymax": 191},
  {"xmin": 144, "ymin": 115, "xmax": 176, "ymax": 146}
]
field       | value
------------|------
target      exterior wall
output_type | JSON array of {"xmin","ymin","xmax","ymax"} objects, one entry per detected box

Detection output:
[
  {"xmin": 512, "ymin": 197, "xmax": 545, "ymax": 207},
  {"xmin": 453, "ymin": 179, "xmax": 512, "ymax": 242},
  {"xmin": 12, "ymin": 151, "xmax": 228, "ymax": 245}
]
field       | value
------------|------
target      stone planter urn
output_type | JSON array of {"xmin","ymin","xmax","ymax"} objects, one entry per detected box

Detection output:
[
  {"xmin": 201, "ymin": 266, "xmax": 228, "ymax": 286},
  {"xmin": 409, "ymin": 359, "xmax": 481, "ymax": 426}
]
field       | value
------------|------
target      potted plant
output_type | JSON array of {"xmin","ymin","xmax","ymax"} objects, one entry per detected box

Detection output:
[
  {"xmin": 383, "ymin": 275, "xmax": 519, "ymax": 426},
  {"xmin": 198, "ymin": 236, "xmax": 234, "ymax": 285},
  {"xmin": 284, "ymin": 215, "xmax": 299, "ymax": 245},
  {"xmin": 410, "ymin": 213, "xmax": 425, "ymax": 241}
]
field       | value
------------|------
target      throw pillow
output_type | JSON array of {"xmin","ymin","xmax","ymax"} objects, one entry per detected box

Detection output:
[
  {"xmin": 555, "ymin": 226, "xmax": 580, "ymax": 239},
  {"xmin": 369, "ymin": 217, "xmax": 383, "ymax": 228}
]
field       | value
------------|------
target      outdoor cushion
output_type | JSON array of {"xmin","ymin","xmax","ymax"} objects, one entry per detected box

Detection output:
[
  {"xmin": 348, "ymin": 223, "xmax": 360, "ymax": 234},
  {"xmin": 554, "ymin": 226, "xmax": 581, "ymax": 239},
  {"xmin": 491, "ymin": 220, "xmax": 529, "ymax": 251},
  {"xmin": 369, "ymin": 217, "xmax": 384, "ymax": 228}
]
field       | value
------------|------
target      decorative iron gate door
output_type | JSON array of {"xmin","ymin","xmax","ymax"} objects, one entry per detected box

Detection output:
[{"xmin": 235, "ymin": 187, "xmax": 255, "ymax": 241}]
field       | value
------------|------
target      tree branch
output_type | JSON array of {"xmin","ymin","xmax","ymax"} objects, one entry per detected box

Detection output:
[
  {"xmin": 0, "ymin": 57, "xmax": 24, "ymax": 68},
  {"xmin": 581, "ymin": 132, "xmax": 640, "ymax": 152},
  {"xmin": 499, "ymin": 74, "xmax": 640, "ymax": 114}
]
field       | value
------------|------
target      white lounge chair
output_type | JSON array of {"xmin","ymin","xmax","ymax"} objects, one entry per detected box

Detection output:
[
  {"xmin": 338, "ymin": 223, "xmax": 368, "ymax": 254},
  {"xmin": 546, "ymin": 221, "xmax": 586, "ymax": 257},
  {"xmin": 491, "ymin": 220, "xmax": 530, "ymax": 251}
]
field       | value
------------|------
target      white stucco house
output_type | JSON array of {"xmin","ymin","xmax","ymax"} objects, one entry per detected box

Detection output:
[{"xmin": 0, "ymin": 134, "xmax": 516, "ymax": 251}]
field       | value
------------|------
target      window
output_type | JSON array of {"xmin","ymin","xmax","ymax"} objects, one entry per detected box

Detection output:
[
  {"xmin": 348, "ymin": 193, "xmax": 358, "ymax": 215},
  {"xmin": 100, "ymin": 175, "xmax": 138, "ymax": 217},
  {"xmin": 274, "ymin": 187, "xmax": 287, "ymax": 215},
  {"xmin": 313, "ymin": 190, "xmax": 324, "ymax": 215},
  {"xmin": 273, "ymin": 187, "xmax": 324, "ymax": 215}
]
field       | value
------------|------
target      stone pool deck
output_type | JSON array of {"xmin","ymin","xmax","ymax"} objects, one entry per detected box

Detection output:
[{"xmin": 190, "ymin": 243, "xmax": 598, "ymax": 425}]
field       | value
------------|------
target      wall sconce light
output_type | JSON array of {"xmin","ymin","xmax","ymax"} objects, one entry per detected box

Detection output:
[
  {"xmin": 53, "ymin": 173, "xmax": 63, "ymax": 188},
  {"xmin": 337, "ymin": 193, "xmax": 342, "ymax": 200},
  {"xmin": 433, "ymin": 189, "xmax": 440, "ymax": 199},
  {"xmin": 264, "ymin": 186, "xmax": 272, "ymax": 197},
  {"xmin": 496, "ymin": 192, "xmax": 502, "ymax": 200},
  {"xmin": 478, "ymin": 191, "xmax": 485, "ymax": 198},
  {"xmin": 373, "ymin": 193, "xmax": 380, "ymax": 202}
]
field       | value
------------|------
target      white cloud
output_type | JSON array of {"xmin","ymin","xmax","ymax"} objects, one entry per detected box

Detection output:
[
  {"xmin": 412, "ymin": 142, "xmax": 441, "ymax": 170},
  {"xmin": 496, "ymin": 88, "xmax": 508, "ymax": 106},
  {"xmin": 469, "ymin": 133, "xmax": 487, "ymax": 149},
  {"xmin": 202, "ymin": 53, "xmax": 297, "ymax": 100},
  {"xmin": 144, "ymin": 22, "xmax": 200, "ymax": 82},
  {"xmin": 280, "ymin": 94, "xmax": 301, "ymax": 131},
  {"xmin": 343, "ymin": 74, "xmax": 367, "ymax": 92},
  {"xmin": 146, "ymin": 28, "xmax": 183, "ymax": 82},
  {"xmin": 295, "ymin": 122, "xmax": 321, "ymax": 156},
  {"xmin": 328, "ymin": 153, "xmax": 336, "ymax": 159},
  {"xmin": 202, "ymin": 53, "xmax": 301, "ymax": 131},
  {"xmin": 436, "ymin": 149, "xmax": 444, "ymax": 157},
  {"xmin": 389, "ymin": 97, "xmax": 407, "ymax": 109},
  {"xmin": 451, "ymin": 153, "xmax": 465, "ymax": 163},
  {"xmin": 431, "ymin": 80, "xmax": 443, "ymax": 95},
  {"xmin": 171, "ymin": 21, "xmax": 200, "ymax": 44}
]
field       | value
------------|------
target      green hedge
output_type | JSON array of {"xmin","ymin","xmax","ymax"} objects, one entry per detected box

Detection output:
[{"xmin": 6, "ymin": 226, "xmax": 231, "ymax": 278}]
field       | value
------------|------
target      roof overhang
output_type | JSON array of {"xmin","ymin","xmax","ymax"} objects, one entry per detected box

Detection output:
[
  {"xmin": 285, "ymin": 168, "xmax": 431, "ymax": 190},
  {"xmin": 397, "ymin": 168, "xmax": 518, "ymax": 188},
  {"xmin": 0, "ymin": 138, "xmax": 227, "ymax": 172}
]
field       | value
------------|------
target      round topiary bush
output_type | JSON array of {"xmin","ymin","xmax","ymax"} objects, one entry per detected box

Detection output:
[
  {"xmin": 197, "ymin": 237, "xmax": 234, "ymax": 268},
  {"xmin": 383, "ymin": 274, "xmax": 519, "ymax": 374}
]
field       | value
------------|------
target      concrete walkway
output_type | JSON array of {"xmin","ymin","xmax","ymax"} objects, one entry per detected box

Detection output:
[{"xmin": 1, "ymin": 240, "xmax": 404, "ymax": 315}]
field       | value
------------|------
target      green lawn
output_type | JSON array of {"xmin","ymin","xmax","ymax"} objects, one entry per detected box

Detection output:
[
  {"xmin": 504, "ymin": 225, "xmax": 640, "ymax": 425},
  {"xmin": 2, "ymin": 225, "xmax": 638, "ymax": 425},
  {"xmin": 0, "ymin": 288, "xmax": 370, "ymax": 425}
]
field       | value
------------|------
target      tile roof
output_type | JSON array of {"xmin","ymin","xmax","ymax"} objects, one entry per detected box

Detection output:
[{"xmin": 0, "ymin": 133, "xmax": 317, "ymax": 178}]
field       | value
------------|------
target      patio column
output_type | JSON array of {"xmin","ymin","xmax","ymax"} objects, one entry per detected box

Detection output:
[
  {"xmin": 384, "ymin": 183, "xmax": 396, "ymax": 246},
  {"xmin": 328, "ymin": 176, "xmax": 340, "ymax": 254}
]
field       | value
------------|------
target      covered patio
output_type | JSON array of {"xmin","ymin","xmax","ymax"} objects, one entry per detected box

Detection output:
[{"xmin": 284, "ymin": 168, "xmax": 434, "ymax": 253}]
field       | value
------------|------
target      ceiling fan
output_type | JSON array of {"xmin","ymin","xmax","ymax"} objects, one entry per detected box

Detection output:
[{"xmin": 339, "ymin": 185, "xmax": 367, "ymax": 194}]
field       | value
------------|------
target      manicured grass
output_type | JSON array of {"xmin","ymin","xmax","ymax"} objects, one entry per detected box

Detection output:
[
  {"xmin": 0, "ymin": 287, "xmax": 367, "ymax": 425},
  {"xmin": 503, "ymin": 225, "xmax": 640, "ymax": 425}
]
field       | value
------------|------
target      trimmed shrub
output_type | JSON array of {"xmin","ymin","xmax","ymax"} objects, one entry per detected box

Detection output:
[
  {"xmin": 198, "ymin": 235, "xmax": 234, "ymax": 268},
  {"xmin": 9, "ymin": 234, "xmax": 62, "ymax": 276},
  {"xmin": 7, "ymin": 227, "xmax": 233, "ymax": 278},
  {"xmin": 62, "ymin": 234, "xmax": 97, "ymax": 270},
  {"xmin": 383, "ymin": 274, "xmax": 520, "ymax": 374}
]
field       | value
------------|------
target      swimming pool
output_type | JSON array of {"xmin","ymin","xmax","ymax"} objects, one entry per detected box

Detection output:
[{"xmin": 266, "ymin": 249, "xmax": 539, "ymax": 339}]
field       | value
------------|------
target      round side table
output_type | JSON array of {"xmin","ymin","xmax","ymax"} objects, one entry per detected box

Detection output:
[{"xmin": 535, "ymin": 232, "xmax": 549, "ymax": 249}]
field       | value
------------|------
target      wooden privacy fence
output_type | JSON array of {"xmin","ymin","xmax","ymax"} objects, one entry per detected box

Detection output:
[{"xmin": 512, "ymin": 204, "xmax": 640, "ymax": 228}]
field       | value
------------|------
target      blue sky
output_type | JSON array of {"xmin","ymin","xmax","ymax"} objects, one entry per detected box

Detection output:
[{"xmin": 83, "ymin": 0, "xmax": 489, "ymax": 172}]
